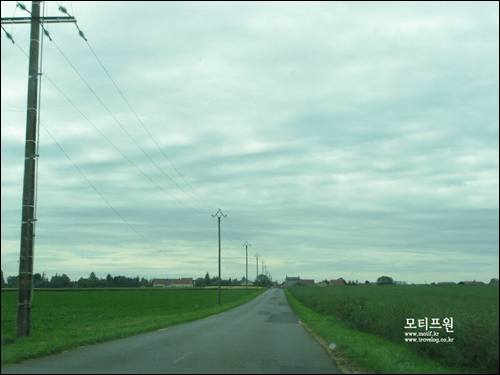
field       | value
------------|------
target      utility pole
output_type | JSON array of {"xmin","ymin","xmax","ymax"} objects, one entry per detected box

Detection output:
[
  {"xmin": 242, "ymin": 241, "xmax": 251, "ymax": 294},
  {"xmin": 1, "ymin": 1, "xmax": 76, "ymax": 338},
  {"xmin": 254, "ymin": 253, "xmax": 259, "ymax": 290},
  {"xmin": 261, "ymin": 259, "xmax": 265, "ymax": 287},
  {"xmin": 212, "ymin": 209, "xmax": 226, "ymax": 305}
]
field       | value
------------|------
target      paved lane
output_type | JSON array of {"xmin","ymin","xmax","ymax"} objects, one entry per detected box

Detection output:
[{"xmin": 2, "ymin": 289, "xmax": 341, "ymax": 374}]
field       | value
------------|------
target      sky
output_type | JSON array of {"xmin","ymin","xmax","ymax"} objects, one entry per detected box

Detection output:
[{"xmin": 1, "ymin": 1, "xmax": 498, "ymax": 285}]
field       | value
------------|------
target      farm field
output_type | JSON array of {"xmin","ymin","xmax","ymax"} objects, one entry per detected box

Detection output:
[
  {"xmin": 1, "ymin": 288, "xmax": 265, "ymax": 365},
  {"xmin": 288, "ymin": 285, "xmax": 499, "ymax": 374}
]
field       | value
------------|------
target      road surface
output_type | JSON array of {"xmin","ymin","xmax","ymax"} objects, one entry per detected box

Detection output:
[{"xmin": 2, "ymin": 289, "xmax": 341, "ymax": 374}]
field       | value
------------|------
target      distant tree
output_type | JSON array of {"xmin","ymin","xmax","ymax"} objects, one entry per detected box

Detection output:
[
  {"xmin": 321, "ymin": 279, "xmax": 330, "ymax": 285},
  {"xmin": 377, "ymin": 276, "xmax": 394, "ymax": 285},
  {"xmin": 256, "ymin": 274, "xmax": 271, "ymax": 288},
  {"xmin": 50, "ymin": 273, "xmax": 71, "ymax": 288},
  {"xmin": 1, "ymin": 270, "xmax": 5, "ymax": 288},
  {"xmin": 489, "ymin": 278, "xmax": 499, "ymax": 285},
  {"xmin": 205, "ymin": 272, "xmax": 211, "ymax": 286},
  {"xmin": 7, "ymin": 275, "xmax": 18, "ymax": 288},
  {"xmin": 194, "ymin": 277, "xmax": 205, "ymax": 287},
  {"xmin": 89, "ymin": 272, "xmax": 100, "ymax": 288},
  {"xmin": 106, "ymin": 274, "xmax": 114, "ymax": 286}
]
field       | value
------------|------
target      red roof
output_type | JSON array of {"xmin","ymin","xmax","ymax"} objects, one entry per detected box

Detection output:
[
  {"xmin": 301, "ymin": 279, "xmax": 315, "ymax": 286},
  {"xmin": 459, "ymin": 281, "xmax": 485, "ymax": 285},
  {"xmin": 330, "ymin": 279, "xmax": 345, "ymax": 286},
  {"xmin": 173, "ymin": 278, "xmax": 193, "ymax": 285}
]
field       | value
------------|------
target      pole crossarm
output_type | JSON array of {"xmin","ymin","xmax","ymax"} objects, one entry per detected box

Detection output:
[
  {"xmin": 211, "ymin": 209, "xmax": 227, "ymax": 219},
  {"xmin": 1, "ymin": 16, "xmax": 76, "ymax": 24}
]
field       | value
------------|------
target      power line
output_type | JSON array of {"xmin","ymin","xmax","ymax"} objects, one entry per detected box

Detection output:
[
  {"xmin": 50, "ymin": 2, "xmax": 214, "ymax": 211},
  {"xmin": 41, "ymin": 124, "xmax": 169, "ymax": 257},
  {"xmin": 84, "ymin": 40, "xmax": 215, "ymax": 211},
  {"xmin": 46, "ymin": 37, "xmax": 211, "ymax": 212}
]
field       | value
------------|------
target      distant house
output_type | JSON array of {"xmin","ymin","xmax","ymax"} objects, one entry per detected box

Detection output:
[
  {"xmin": 360, "ymin": 281, "xmax": 371, "ymax": 286},
  {"xmin": 394, "ymin": 281, "xmax": 408, "ymax": 285},
  {"xmin": 285, "ymin": 276, "xmax": 301, "ymax": 287},
  {"xmin": 153, "ymin": 279, "xmax": 172, "ymax": 287},
  {"xmin": 437, "ymin": 282, "xmax": 456, "ymax": 286},
  {"xmin": 330, "ymin": 279, "xmax": 345, "ymax": 286},
  {"xmin": 240, "ymin": 280, "xmax": 254, "ymax": 287},
  {"xmin": 153, "ymin": 278, "xmax": 193, "ymax": 288},
  {"xmin": 172, "ymin": 278, "xmax": 194, "ymax": 288},
  {"xmin": 458, "ymin": 281, "xmax": 485, "ymax": 285},
  {"xmin": 317, "ymin": 281, "xmax": 328, "ymax": 287},
  {"xmin": 300, "ymin": 279, "xmax": 316, "ymax": 286}
]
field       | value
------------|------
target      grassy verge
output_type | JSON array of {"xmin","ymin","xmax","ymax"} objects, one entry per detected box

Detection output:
[
  {"xmin": 285, "ymin": 289, "xmax": 468, "ymax": 374},
  {"xmin": 1, "ymin": 289, "xmax": 265, "ymax": 365}
]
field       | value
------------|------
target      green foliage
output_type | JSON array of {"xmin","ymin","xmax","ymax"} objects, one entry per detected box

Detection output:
[
  {"xmin": 288, "ymin": 285, "xmax": 499, "ymax": 374},
  {"xmin": 376, "ymin": 275, "xmax": 394, "ymax": 285}
]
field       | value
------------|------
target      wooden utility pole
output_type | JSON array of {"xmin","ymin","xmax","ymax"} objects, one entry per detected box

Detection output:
[
  {"xmin": 1, "ymin": 1, "xmax": 76, "ymax": 337},
  {"xmin": 212, "ymin": 209, "xmax": 226, "ymax": 305},
  {"xmin": 242, "ymin": 241, "xmax": 251, "ymax": 294},
  {"xmin": 254, "ymin": 253, "xmax": 259, "ymax": 290}
]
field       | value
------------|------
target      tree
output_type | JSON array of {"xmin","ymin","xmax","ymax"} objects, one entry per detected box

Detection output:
[
  {"xmin": 106, "ymin": 274, "xmax": 114, "ymax": 286},
  {"xmin": 489, "ymin": 278, "xmax": 499, "ymax": 285},
  {"xmin": 256, "ymin": 274, "xmax": 271, "ymax": 288},
  {"xmin": 204, "ymin": 272, "xmax": 211, "ymax": 286},
  {"xmin": 194, "ymin": 277, "xmax": 205, "ymax": 287},
  {"xmin": 7, "ymin": 275, "xmax": 18, "ymax": 288},
  {"xmin": 377, "ymin": 276, "xmax": 394, "ymax": 285},
  {"xmin": 1, "ymin": 271, "xmax": 5, "ymax": 288},
  {"xmin": 89, "ymin": 272, "xmax": 100, "ymax": 288}
]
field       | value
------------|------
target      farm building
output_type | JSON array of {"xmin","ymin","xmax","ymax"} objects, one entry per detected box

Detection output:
[
  {"xmin": 153, "ymin": 278, "xmax": 194, "ymax": 287},
  {"xmin": 300, "ymin": 279, "xmax": 316, "ymax": 286},
  {"xmin": 330, "ymin": 279, "xmax": 345, "ymax": 286},
  {"xmin": 285, "ymin": 276, "xmax": 301, "ymax": 287},
  {"xmin": 152, "ymin": 279, "xmax": 171, "ymax": 287},
  {"xmin": 458, "ymin": 281, "xmax": 485, "ymax": 285}
]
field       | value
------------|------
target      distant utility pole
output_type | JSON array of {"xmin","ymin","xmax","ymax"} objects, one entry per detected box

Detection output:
[
  {"xmin": 1, "ymin": 1, "xmax": 76, "ymax": 338},
  {"xmin": 242, "ymin": 241, "xmax": 251, "ymax": 294},
  {"xmin": 212, "ymin": 209, "xmax": 226, "ymax": 305},
  {"xmin": 254, "ymin": 253, "xmax": 259, "ymax": 290}
]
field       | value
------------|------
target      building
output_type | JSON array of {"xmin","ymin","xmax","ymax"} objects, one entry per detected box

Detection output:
[
  {"xmin": 153, "ymin": 278, "xmax": 193, "ymax": 288},
  {"xmin": 458, "ymin": 281, "xmax": 485, "ymax": 285},
  {"xmin": 300, "ymin": 279, "xmax": 316, "ymax": 286},
  {"xmin": 172, "ymin": 278, "xmax": 194, "ymax": 288},
  {"xmin": 329, "ymin": 279, "xmax": 345, "ymax": 286},
  {"xmin": 285, "ymin": 276, "xmax": 301, "ymax": 287},
  {"xmin": 152, "ymin": 278, "xmax": 171, "ymax": 287}
]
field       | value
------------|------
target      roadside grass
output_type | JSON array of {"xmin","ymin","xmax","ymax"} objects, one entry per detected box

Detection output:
[
  {"xmin": 288, "ymin": 285, "xmax": 498, "ymax": 374},
  {"xmin": 285, "ymin": 289, "xmax": 470, "ymax": 374},
  {"xmin": 1, "ymin": 288, "xmax": 265, "ymax": 365}
]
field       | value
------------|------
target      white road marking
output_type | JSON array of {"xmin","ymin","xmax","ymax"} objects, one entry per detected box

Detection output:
[{"xmin": 173, "ymin": 352, "xmax": 193, "ymax": 364}]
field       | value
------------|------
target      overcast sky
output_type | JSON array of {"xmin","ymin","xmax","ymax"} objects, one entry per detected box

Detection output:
[{"xmin": 1, "ymin": 1, "xmax": 498, "ymax": 284}]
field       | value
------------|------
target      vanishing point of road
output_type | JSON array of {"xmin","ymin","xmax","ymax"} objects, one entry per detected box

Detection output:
[{"xmin": 2, "ymin": 289, "xmax": 341, "ymax": 374}]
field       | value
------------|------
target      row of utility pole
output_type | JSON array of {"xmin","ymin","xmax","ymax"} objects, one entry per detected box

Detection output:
[
  {"xmin": 3, "ymin": 1, "xmax": 272, "ymax": 338},
  {"xmin": 213, "ymin": 210, "xmax": 272, "ymax": 305}
]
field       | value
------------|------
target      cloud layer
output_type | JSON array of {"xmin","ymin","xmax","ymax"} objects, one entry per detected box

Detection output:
[{"xmin": 1, "ymin": 1, "xmax": 498, "ymax": 284}]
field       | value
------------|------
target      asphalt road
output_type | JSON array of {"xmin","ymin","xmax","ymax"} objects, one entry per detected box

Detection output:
[{"xmin": 2, "ymin": 289, "xmax": 341, "ymax": 374}]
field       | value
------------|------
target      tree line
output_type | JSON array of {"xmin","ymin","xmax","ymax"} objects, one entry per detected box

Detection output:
[{"xmin": 1, "ymin": 270, "xmax": 273, "ymax": 289}]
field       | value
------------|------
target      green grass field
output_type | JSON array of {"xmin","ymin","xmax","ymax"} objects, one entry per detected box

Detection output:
[
  {"xmin": 1, "ymin": 288, "xmax": 265, "ymax": 365},
  {"xmin": 288, "ymin": 285, "xmax": 499, "ymax": 374}
]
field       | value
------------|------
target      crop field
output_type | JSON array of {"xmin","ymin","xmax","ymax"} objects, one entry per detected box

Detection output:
[
  {"xmin": 288, "ymin": 285, "xmax": 499, "ymax": 374},
  {"xmin": 1, "ymin": 288, "xmax": 264, "ymax": 364}
]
